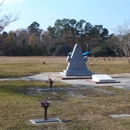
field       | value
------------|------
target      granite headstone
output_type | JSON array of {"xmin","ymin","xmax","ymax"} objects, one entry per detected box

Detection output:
[{"xmin": 60, "ymin": 44, "xmax": 92, "ymax": 76}]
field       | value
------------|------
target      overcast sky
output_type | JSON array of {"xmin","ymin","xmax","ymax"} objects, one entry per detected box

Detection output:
[{"xmin": 0, "ymin": 0, "xmax": 130, "ymax": 34}]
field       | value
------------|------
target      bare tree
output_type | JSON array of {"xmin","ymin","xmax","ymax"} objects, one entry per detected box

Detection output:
[
  {"xmin": 107, "ymin": 20, "xmax": 130, "ymax": 64},
  {"xmin": 0, "ymin": 0, "xmax": 19, "ymax": 32}
]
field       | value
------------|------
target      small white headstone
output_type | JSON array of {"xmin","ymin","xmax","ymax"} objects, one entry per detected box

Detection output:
[
  {"xmin": 109, "ymin": 114, "xmax": 130, "ymax": 118},
  {"xmin": 92, "ymin": 74, "xmax": 116, "ymax": 82},
  {"xmin": 30, "ymin": 118, "xmax": 62, "ymax": 124}
]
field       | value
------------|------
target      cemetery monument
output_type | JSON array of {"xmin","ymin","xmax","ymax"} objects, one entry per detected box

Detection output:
[{"xmin": 60, "ymin": 44, "xmax": 93, "ymax": 76}]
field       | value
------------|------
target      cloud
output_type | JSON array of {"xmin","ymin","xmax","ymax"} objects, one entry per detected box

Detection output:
[{"xmin": 0, "ymin": 0, "xmax": 26, "ymax": 4}]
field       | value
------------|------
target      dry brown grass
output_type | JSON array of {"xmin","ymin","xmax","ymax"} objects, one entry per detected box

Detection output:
[
  {"xmin": 0, "ymin": 56, "xmax": 130, "ymax": 130},
  {"xmin": 0, "ymin": 56, "xmax": 130, "ymax": 78},
  {"xmin": 0, "ymin": 81, "xmax": 130, "ymax": 130},
  {"xmin": 0, "ymin": 56, "xmax": 66, "ymax": 64},
  {"xmin": 0, "ymin": 56, "xmax": 67, "ymax": 78}
]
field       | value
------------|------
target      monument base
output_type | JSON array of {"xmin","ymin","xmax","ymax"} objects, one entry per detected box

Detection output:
[
  {"xmin": 49, "ymin": 73, "xmax": 91, "ymax": 80},
  {"xmin": 30, "ymin": 118, "xmax": 62, "ymax": 124},
  {"xmin": 60, "ymin": 70, "xmax": 93, "ymax": 76}
]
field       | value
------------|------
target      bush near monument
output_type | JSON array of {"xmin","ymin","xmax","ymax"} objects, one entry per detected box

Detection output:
[{"xmin": 47, "ymin": 42, "xmax": 72, "ymax": 56}]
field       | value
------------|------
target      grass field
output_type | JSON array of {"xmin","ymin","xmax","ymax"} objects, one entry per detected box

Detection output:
[
  {"xmin": 0, "ymin": 56, "xmax": 130, "ymax": 130},
  {"xmin": 0, "ymin": 56, "xmax": 130, "ymax": 78}
]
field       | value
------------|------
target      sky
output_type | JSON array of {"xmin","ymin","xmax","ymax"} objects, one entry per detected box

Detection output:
[{"xmin": 0, "ymin": 0, "xmax": 130, "ymax": 34}]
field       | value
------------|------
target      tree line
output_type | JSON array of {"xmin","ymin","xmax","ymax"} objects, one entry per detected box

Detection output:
[
  {"xmin": 0, "ymin": 0, "xmax": 130, "ymax": 58},
  {"xmin": 0, "ymin": 19, "xmax": 116, "ymax": 57}
]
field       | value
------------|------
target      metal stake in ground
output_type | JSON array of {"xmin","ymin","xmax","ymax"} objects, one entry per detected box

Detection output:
[
  {"xmin": 40, "ymin": 100, "xmax": 50, "ymax": 120},
  {"xmin": 46, "ymin": 78, "xmax": 54, "ymax": 91}
]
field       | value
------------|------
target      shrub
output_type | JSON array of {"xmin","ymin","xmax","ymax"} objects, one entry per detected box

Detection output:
[{"xmin": 47, "ymin": 42, "xmax": 72, "ymax": 56}]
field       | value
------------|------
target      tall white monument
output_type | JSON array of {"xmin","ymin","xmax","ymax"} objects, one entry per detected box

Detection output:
[{"xmin": 60, "ymin": 44, "xmax": 93, "ymax": 76}]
